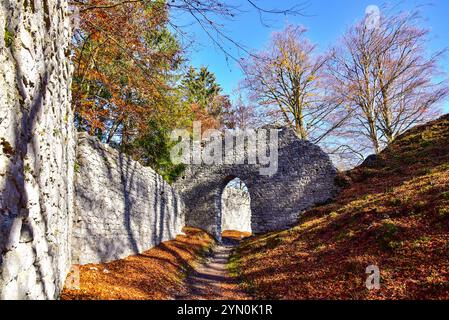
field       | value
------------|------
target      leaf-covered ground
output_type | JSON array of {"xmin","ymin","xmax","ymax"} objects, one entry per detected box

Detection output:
[
  {"xmin": 61, "ymin": 227, "xmax": 215, "ymax": 300},
  {"xmin": 233, "ymin": 114, "xmax": 449, "ymax": 300},
  {"xmin": 222, "ymin": 230, "xmax": 252, "ymax": 241},
  {"xmin": 176, "ymin": 237, "xmax": 251, "ymax": 300}
]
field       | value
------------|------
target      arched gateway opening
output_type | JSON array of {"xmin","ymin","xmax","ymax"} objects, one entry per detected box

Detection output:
[
  {"xmin": 175, "ymin": 127, "xmax": 338, "ymax": 240},
  {"xmin": 220, "ymin": 177, "xmax": 252, "ymax": 239}
]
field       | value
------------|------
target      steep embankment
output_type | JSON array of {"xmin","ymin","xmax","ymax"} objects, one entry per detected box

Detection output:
[{"xmin": 233, "ymin": 115, "xmax": 449, "ymax": 299}]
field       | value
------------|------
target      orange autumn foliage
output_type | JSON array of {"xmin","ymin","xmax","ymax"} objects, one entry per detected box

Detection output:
[
  {"xmin": 61, "ymin": 227, "xmax": 215, "ymax": 300},
  {"xmin": 72, "ymin": 0, "xmax": 181, "ymax": 142}
]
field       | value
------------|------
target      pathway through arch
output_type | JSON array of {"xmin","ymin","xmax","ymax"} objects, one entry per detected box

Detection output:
[{"xmin": 175, "ymin": 237, "xmax": 251, "ymax": 300}]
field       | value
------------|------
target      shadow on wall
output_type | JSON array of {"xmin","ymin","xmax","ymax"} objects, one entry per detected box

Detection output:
[
  {"xmin": 119, "ymin": 152, "xmax": 139, "ymax": 254},
  {"xmin": 1, "ymin": 0, "xmax": 74, "ymax": 299},
  {"xmin": 71, "ymin": 134, "xmax": 185, "ymax": 265}
]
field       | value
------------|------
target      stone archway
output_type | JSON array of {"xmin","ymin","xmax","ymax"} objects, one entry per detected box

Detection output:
[{"xmin": 175, "ymin": 127, "xmax": 338, "ymax": 240}]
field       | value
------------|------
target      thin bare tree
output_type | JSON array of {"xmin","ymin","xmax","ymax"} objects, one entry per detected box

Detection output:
[
  {"xmin": 327, "ymin": 9, "xmax": 448, "ymax": 154},
  {"xmin": 241, "ymin": 24, "xmax": 344, "ymax": 142},
  {"xmin": 223, "ymin": 93, "xmax": 262, "ymax": 130}
]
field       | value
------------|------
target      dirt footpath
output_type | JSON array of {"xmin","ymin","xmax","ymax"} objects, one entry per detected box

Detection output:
[{"xmin": 176, "ymin": 238, "xmax": 251, "ymax": 300}]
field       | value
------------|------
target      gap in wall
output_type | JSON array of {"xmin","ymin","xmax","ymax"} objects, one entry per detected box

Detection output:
[{"xmin": 221, "ymin": 177, "xmax": 252, "ymax": 240}]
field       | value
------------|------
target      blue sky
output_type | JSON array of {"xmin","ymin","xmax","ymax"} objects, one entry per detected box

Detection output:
[{"xmin": 172, "ymin": 0, "xmax": 449, "ymax": 113}]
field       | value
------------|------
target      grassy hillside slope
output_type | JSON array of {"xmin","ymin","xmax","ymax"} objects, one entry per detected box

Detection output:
[{"xmin": 233, "ymin": 115, "xmax": 449, "ymax": 299}]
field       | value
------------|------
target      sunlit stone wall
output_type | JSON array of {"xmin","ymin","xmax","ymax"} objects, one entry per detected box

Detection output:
[
  {"xmin": 0, "ymin": 0, "xmax": 75, "ymax": 299},
  {"xmin": 72, "ymin": 133, "xmax": 185, "ymax": 264}
]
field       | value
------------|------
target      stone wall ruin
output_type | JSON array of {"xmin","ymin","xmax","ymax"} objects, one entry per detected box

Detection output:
[
  {"xmin": 72, "ymin": 133, "xmax": 185, "ymax": 265},
  {"xmin": 175, "ymin": 128, "xmax": 338, "ymax": 240},
  {"xmin": 221, "ymin": 186, "xmax": 252, "ymax": 233},
  {"xmin": 0, "ymin": 0, "xmax": 75, "ymax": 299},
  {"xmin": 0, "ymin": 0, "xmax": 339, "ymax": 300}
]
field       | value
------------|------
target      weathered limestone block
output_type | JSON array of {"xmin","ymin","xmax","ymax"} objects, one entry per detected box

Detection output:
[
  {"xmin": 0, "ymin": 0, "xmax": 75, "ymax": 299},
  {"xmin": 72, "ymin": 133, "xmax": 185, "ymax": 264},
  {"xmin": 221, "ymin": 187, "xmax": 251, "ymax": 233}
]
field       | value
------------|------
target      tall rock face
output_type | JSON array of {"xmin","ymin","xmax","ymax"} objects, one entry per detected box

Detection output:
[{"xmin": 0, "ymin": 0, "xmax": 74, "ymax": 299}]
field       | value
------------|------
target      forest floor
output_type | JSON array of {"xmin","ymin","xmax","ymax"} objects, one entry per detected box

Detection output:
[
  {"xmin": 61, "ymin": 229, "xmax": 251, "ymax": 300},
  {"xmin": 61, "ymin": 227, "xmax": 215, "ymax": 300}
]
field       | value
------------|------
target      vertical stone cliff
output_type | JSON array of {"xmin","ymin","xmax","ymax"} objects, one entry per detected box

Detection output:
[{"xmin": 0, "ymin": 0, "xmax": 74, "ymax": 299}]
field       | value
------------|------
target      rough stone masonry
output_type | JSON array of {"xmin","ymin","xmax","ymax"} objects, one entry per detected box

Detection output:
[
  {"xmin": 0, "ymin": 0, "xmax": 75, "ymax": 299},
  {"xmin": 74, "ymin": 128, "xmax": 338, "ymax": 262},
  {"xmin": 221, "ymin": 186, "xmax": 252, "ymax": 233},
  {"xmin": 175, "ymin": 128, "xmax": 339, "ymax": 240}
]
